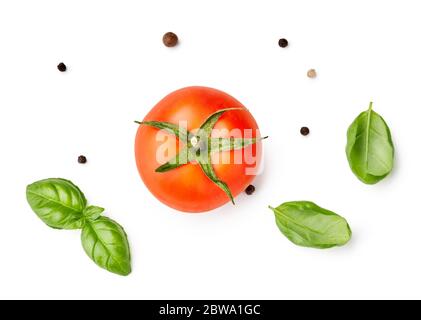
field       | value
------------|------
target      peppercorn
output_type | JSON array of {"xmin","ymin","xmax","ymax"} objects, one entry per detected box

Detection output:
[
  {"xmin": 163, "ymin": 32, "xmax": 178, "ymax": 47},
  {"xmin": 57, "ymin": 62, "xmax": 67, "ymax": 72},
  {"xmin": 278, "ymin": 38, "xmax": 289, "ymax": 48},
  {"xmin": 78, "ymin": 155, "xmax": 87, "ymax": 164},
  {"xmin": 245, "ymin": 185, "xmax": 256, "ymax": 195},
  {"xmin": 307, "ymin": 69, "xmax": 317, "ymax": 78},
  {"xmin": 300, "ymin": 127, "xmax": 310, "ymax": 136}
]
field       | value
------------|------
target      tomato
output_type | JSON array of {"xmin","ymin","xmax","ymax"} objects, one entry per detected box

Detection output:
[{"xmin": 135, "ymin": 86, "xmax": 263, "ymax": 213}]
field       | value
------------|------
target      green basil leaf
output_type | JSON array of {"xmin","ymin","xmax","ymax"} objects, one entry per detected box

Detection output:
[
  {"xmin": 81, "ymin": 217, "xmax": 131, "ymax": 276},
  {"xmin": 26, "ymin": 178, "xmax": 87, "ymax": 229},
  {"xmin": 346, "ymin": 102, "xmax": 394, "ymax": 184},
  {"xmin": 269, "ymin": 201, "xmax": 352, "ymax": 249},
  {"xmin": 83, "ymin": 205, "xmax": 105, "ymax": 221}
]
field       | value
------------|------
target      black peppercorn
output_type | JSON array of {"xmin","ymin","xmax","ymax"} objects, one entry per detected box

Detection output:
[
  {"xmin": 300, "ymin": 127, "xmax": 310, "ymax": 136},
  {"xmin": 245, "ymin": 185, "xmax": 256, "ymax": 195},
  {"xmin": 78, "ymin": 155, "xmax": 87, "ymax": 164},
  {"xmin": 163, "ymin": 32, "xmax": 178, "ymax": 47},
  {"xmin": 278, "ymin": 38, "xmax": 288, "ymax": 48},
  {"xmin": 57, "ymin": 62, "xmax": 67, "ymax": 72}
]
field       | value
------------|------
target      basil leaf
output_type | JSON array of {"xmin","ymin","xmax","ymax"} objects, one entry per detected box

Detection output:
[
  {"xmin": 269, "ymin": 201, "xmax": 352, "ymax": 249},
  {"xmin": 81, "ymin": 217, "xmax": 131, "ymax": 276},
  {"xmin": 83, "ymin": 205, "xmax": 105, "ymax": 221},
  {"xmin": 26, "ymin": 178, "xmax": 87, "ymax": 229},
  {"xmin": 346, "ymin": 102, "xmax": 394, "ymax": 184}
]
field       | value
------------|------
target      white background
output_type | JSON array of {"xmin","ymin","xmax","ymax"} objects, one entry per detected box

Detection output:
[{"xmin": 0, "ymin": 0, "xmax": 420, "ymax": 300}]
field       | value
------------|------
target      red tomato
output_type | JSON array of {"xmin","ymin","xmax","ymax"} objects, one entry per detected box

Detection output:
[{"xmin": 135, "ymin": 86, "xmax": 263, "ymax": 213}]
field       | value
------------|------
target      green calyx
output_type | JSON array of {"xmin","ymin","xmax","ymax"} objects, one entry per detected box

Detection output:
[{"xmin": 136, "ymin": 108, "xmax": 267, "ymax": 204}]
